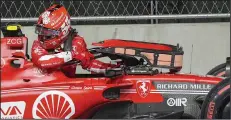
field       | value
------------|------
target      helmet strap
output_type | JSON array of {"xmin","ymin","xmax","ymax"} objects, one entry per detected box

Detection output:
[{"xmin": 63, "ymin": 28, "xmax": 76, "ymax": 51}]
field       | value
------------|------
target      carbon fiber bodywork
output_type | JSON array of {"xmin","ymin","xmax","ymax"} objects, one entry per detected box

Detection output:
[
  {"xmin": 151, "ymin": 81, "xmax": 215, "ymax": 118},
  {"xmin": 92, "ymin": 81, "xmax": 215, "ymax": 119}
]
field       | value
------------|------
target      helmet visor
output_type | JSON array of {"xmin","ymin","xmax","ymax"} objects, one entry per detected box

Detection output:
[{"xmin": 35, "ymin": 25, "xmax": 60, "ymax": 36}]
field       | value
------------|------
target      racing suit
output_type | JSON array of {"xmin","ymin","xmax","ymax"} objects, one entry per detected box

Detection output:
[{"xmin": 31, "ymin": 32, "xmax": 118, "ymax": 77}]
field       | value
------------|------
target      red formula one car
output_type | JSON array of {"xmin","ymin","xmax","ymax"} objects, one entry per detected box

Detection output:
[{"xmin": 1, "ymin": 25, "xmax": 230, "ymax": 119}]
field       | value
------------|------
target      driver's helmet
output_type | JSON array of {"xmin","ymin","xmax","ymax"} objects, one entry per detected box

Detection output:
[{"xmin": 35, "ymin": 4, "xmax": 71, "ymax": 49}]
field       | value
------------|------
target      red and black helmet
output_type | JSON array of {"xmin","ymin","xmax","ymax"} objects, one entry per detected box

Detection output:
[{"xmin": 35, "ymin": 4, "xmax": 71, "ymax": 49}]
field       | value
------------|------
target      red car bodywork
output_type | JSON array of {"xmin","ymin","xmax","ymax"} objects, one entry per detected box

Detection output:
[{"xmin": 1, "ymin": 36, "xmax": 223, "ymax": 119}]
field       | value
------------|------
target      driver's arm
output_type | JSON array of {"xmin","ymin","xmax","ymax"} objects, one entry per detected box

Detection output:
[
  {"xmin": 31, "ymin": 40, "xmax": 72, "ymax": 69},
  {"xmin": 72, "ymin": 36, "xmax": 119, "ymax": 73}
]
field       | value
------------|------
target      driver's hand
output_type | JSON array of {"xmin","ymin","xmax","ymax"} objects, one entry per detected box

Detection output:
[
  {"xmin": 71, "ymin": 50, "xmax": 79, "ymax": 60},
  {"xmin": 71, "ymin": 50, "xmax": 87, "ymax": 62},
  {"xmin": 71, "ymin": 50, "xmax": 94, "ymax": 69}
]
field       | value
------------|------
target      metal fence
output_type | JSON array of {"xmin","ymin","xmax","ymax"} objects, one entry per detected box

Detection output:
[{"xmin": 1, "ymin": 0, "xmax": 230, "ymax": 26}]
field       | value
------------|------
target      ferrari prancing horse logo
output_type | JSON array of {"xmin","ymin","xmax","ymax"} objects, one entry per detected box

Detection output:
[{"xmin": 136, "ymin": 80, "xmax": 151, "ymax": 98}]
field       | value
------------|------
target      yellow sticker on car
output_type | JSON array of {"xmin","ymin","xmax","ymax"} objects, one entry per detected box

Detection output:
[
  {"xmin": 6, "ymin": 25, "xmax": 21, "ymax": 31},
  {"xmin": 7, "ymin": 26, "xmax": 18, "ymax": 31}
]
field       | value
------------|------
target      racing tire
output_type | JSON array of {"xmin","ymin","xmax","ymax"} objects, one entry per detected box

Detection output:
[
  {"xmin": 206, "ymin": 63, "xmax": 226, "ymax": 77},
  {"xmin": 200, "ymin": 77, "xmax": 230, "ymax": 119}
]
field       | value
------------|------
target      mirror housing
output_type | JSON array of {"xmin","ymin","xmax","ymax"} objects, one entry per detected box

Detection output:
[{"xmin": 12, "ymin": 51, "xmax": 26, "ymax": 59}]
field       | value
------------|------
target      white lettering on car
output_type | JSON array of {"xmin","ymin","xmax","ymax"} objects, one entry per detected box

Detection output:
[
  {"xmin": 6, "ymin": 38, "xmax": 22, "ymax": 45},
  {"xmin": 1, "ymin": 101, "xmax": 26, "ymax": 119},
  {"xmin": 155, "ymin": 83, "xmax": 213, "ymax": 90},
  {"xmin": 167, "ymin": 98, "xmax": 187, "ymax": 107},
  {"xmin": 84, "ymin": 86, "xmax": 92, "ymax": 90}
]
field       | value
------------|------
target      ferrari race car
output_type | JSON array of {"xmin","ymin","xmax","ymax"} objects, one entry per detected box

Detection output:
[{"xmin": 1, "ymin": 25, "xmax": 230, "ymax": 119}]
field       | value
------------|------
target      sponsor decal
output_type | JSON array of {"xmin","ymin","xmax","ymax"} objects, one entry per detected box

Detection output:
[
  {"xmin": 34, "ymin": 47, "xmax": 44, "ymax": 56},
  {"xmin": 1, "ymin": 101, "xmax": 26, "ymax": 119},
  {"xmin": 207, "ymin": 101, "xmax": 215, "ymax": 119},
  {"xmin": 51, "ymin": 12, "xmax": 64, "ymax": 27},
  {"xmin": 136, "ymin": 80, "xmax": 151, "ymax": 98},
  {"xmin": 41, "ymin": 11, "xmax": 51, "ymax": 24},
  {"xmin": 151, "ymin": 82, "xmax": 214, "ymax": 94},
  {"xmin": 155, "ymin": 83, "xmax": 212, "ymax": 90},
  {"xmin": 70, "ymin": 86, "xmax": 83, "ymax": 90},
  {"xmin": 1, "ymin": 58, "xmax": 5, "ymax": 68},
  {"xmin": 121, "ymin": 82, "xmax": 213, "ymax": 95},
  {"xmin": 60, "ymin": 16, "xmax": 70, "ymax": 35},
  {"xmin": 167, "ymin": 98, "xmax": 187, "ymax": 107},
  {"xmin": 84, "ymin": 86, "xmax": 92, "ymax": 90},
  {"xmin": 70, "ymin": 86, "xmax": 105, "ymax": 90},
  {"xmin": 6, "ymin": 38, "xmax": 22, "ymax": 45},
  {"xmin": 32, "ymin": 90, "xmax": 75, "ymax": 119}
]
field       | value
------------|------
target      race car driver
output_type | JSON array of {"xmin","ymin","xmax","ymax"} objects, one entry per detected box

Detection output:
[{"xmin": 31, "ymin": 4, "xmax": 119, "ymax": 77}]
